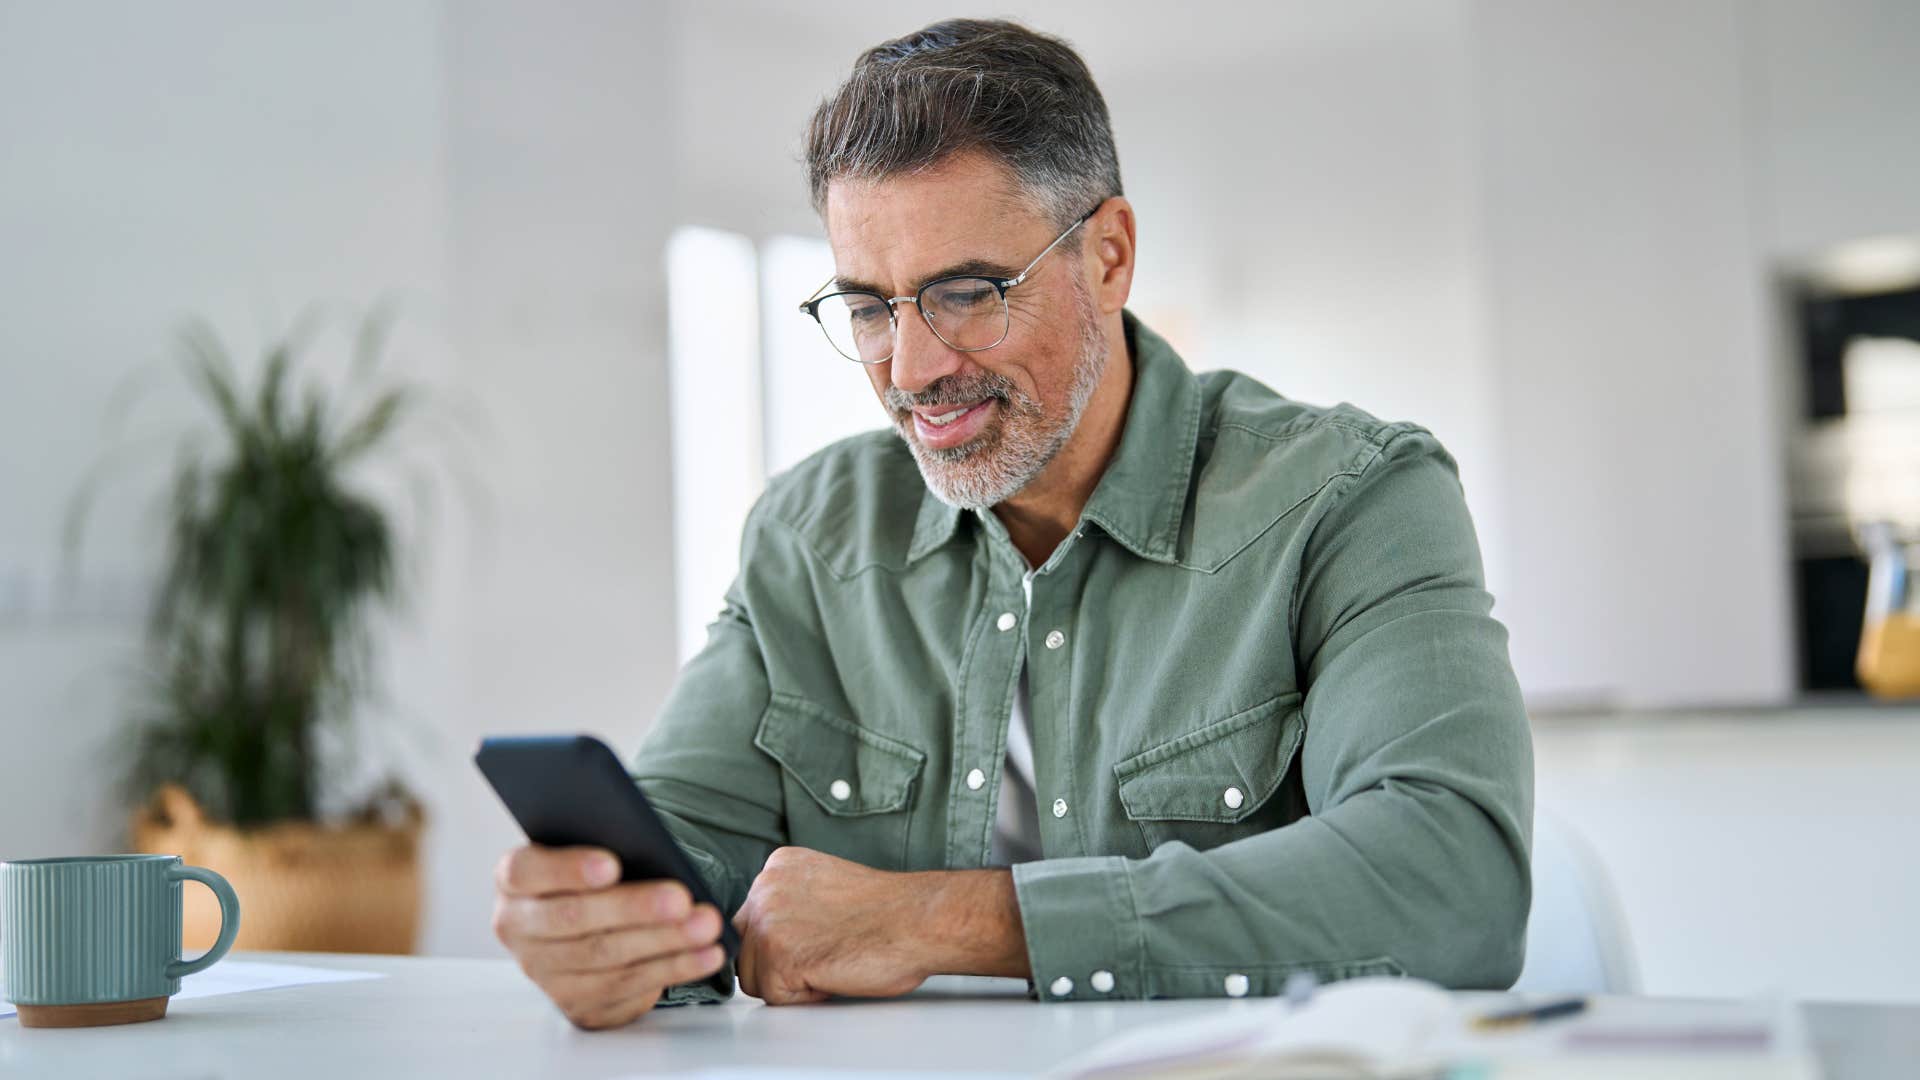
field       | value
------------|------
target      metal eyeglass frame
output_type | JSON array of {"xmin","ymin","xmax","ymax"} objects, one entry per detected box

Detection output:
[{"xmin": 797, "ymin": 209, "xmax": 1096, "ymax": 365}]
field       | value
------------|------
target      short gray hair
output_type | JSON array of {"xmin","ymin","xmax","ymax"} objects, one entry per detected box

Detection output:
[{"xmin": 804, "ymin": 19, "xmax": 1123, "ymax": 230}]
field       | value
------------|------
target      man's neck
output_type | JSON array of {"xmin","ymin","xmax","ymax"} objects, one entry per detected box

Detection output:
[{"xmin": 992, "ymin": 319, "xmax": 1135, "ymax": 570}]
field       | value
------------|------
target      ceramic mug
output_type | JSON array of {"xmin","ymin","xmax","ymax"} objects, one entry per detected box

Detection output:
[{"xmin": 1, "ymin": 853, "xmax": 241, "ymax": 1028}]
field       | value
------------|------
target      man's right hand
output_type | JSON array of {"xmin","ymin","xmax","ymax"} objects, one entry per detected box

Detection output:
[{"xmin": 491, "ymin": 844, "xmax": 728, "ymax": 1029}]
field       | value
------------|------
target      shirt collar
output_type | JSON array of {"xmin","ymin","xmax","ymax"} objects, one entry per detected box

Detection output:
[{"xmin": 905, "ymin": 310, "xmax": 1202, "ymax": 566}]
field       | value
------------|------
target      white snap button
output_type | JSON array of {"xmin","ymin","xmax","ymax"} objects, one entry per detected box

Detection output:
[
  {"xmin": 1052, "ymin": 797, "xmax": 1068, "ymax": 818},
  {"xmin": 1090, "ymin": 970, "xmax": 1115, "ymax": 993},
  {"xmin": 829, "ymin": 779, "xmax": 852, "ymax": 801},
  {"xmin": 1049, "ymin": 976, "xmax": 1074, "ymax": 997},
  {"xmin": 1223, "ymin": 786, "xmax": 1245, "ymax": 810},
  {"xmin": 966, "ymin": 768, "xmax": 986, "ymax": 791},
  {"xmin": 1044, "ymin": 629, "xmax": 1066, "ymax": 650},
  {"xmin": 1224, "ymin": 973, "xmax": 1250, "ymax": 998},
  {"xmin": 997, "ymin": 612, "xmax": 1017, "ymax": 632}
]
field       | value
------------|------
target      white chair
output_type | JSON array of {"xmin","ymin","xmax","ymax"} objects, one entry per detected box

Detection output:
[{"xmin": 1511, "ymin": 809, "xmax": 1640, "ymax": 994}]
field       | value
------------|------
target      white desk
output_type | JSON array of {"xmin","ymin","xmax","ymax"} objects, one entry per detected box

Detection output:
[{"xmin": 3, "ymin": 951, "xmax": 1915, "ymax": 1078}]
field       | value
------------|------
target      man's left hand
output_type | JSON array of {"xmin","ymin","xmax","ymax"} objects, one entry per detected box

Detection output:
[
  {"xmin": 731, "ymin": 846, "xmax": 1027, "ymax": 1004},
  {"xmin": 731, "ymin": 847, "xmax": 931, "ymax": 1004}
]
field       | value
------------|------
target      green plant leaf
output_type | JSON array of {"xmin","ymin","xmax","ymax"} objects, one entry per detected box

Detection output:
[{"xmin": 331, "ymin": 386, "xmax": 413, "ymax": 465}]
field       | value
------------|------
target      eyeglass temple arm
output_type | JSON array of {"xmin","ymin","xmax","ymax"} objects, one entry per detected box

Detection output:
[
  {"xmin": 799, "ymin": 206, "xmax": 1097, "ymax": 307},
  {"xmin": 999, "ymin": 210, "xmax": 1096, "ymax": 289},
  {"xmin": 799, "ymin": 275, "xmax": 837, "ymax": 312}
]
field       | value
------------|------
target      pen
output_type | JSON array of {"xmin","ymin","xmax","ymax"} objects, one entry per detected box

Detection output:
[{"xmin": 1471, "ymin": 997, "xmax": 1589, "ymax": 1030}]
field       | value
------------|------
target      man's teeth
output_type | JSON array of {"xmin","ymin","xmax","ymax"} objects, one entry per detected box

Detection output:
[{"xmin": 924, "ymin": 404, "xmax": 975, "ymax": 426}]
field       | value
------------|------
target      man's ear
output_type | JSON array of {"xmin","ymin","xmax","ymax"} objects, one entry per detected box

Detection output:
[{"xmin": 1085, "ymin": 196, "xmax": 1136, "ymax": 315}]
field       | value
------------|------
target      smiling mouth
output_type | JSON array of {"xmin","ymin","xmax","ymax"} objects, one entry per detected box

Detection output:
[
  {"xmin": 916, "ymin": 402, "xmax": 985, "ymax": 426},
  {"xmin": 906, "ymin": 398, "xmax": 998, "ymax": 450}
]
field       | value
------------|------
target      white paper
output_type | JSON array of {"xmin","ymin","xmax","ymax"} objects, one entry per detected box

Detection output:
[
  {"xmin": 1047, "ymin": 977, "xmax": 1454, "ymax": 1079},
  {"xmin": 675, "ymin": 1072, "xmax": 1026, "ymax": 1080},
  {"xmin": 1, "ymin": 959, "xmax": 383, "ymax": 1018}
]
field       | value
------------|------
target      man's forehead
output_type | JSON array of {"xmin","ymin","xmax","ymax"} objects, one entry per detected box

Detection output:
[{"xmin": 823, "ymin": 154, "xmax": 1045, "ymax": 289}]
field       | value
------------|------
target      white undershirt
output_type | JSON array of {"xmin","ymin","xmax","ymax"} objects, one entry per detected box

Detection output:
[
  {"xmin": 989, "ymin": 571, "xmax": 1045, "ymax": 866},
  {"xmin": 989, "ymin": 670, "xmax": 1043, "ymax": 865}
]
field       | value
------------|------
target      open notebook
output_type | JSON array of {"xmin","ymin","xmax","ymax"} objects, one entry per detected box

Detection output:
[
  {"xmin": 1046, "ymin": 977, "xmax": 1819, "ymax": 1080},
  {"xmin": 1049, "ymin": 977, "xmax": 1454, "ymax": 1080}
]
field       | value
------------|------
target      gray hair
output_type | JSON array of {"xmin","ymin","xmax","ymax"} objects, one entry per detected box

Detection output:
[{"xmin": 804, "ymin": 19, "xmax": 1123, "ymax": 231}]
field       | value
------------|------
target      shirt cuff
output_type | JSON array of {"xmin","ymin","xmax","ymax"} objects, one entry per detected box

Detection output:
[
  {"xmin": 658, "ymin": 966, "xmax": 736, "ymax": 1007},
  {"xmin": 653, "ymin": 839, "xmax": 739, "ymax": 1006},
  {"xmin": 1011, "ymin": 855, "xmax": 1144, "ymax": 1002}
]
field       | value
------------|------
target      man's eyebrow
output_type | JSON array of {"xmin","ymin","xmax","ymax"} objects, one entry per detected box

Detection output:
[{"xmin": 833, "ymin": 258, "xmax": 1022, "ymax": 296}]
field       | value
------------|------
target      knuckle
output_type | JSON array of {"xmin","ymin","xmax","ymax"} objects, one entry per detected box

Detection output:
[
  {"xmin": 549, "ymin": 895, "xmax": 584, "ymax": 933},
  {"xmin": 677, "ymin": 949, "xmax": 714, "ymax": 981},
  {"xmin": 565, "ymin": 1006, "xmax": 609, "ymax": 1031},
  {"xmin": 515, "ymin": 952, "xmax": 544, "ymax": 983},
  {"xmin": 494, "ymin": 850, "xmax": 522, "ymax": 894}
]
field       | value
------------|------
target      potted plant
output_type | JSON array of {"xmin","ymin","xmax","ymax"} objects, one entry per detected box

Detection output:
[{"xmin": 67, "ymin": 308, "xmax": 449, "ymax": 954}]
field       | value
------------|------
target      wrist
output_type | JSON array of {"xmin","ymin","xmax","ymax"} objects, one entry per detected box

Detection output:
[{"xmin": 913, "ymin": 868, "xmax": 1030, "ymax": 979}]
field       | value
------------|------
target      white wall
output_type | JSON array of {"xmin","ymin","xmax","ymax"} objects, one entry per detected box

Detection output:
[
  {"xmin": 0, "ymin": 0, "xmax": 454, "ymax": 866},
  {"xmin": 427, "ymin": 0, "xmax": 683, "ymax": 955},
  {"xmin": 1750, "ymin": 0, "xmax": 1920, "ymax": 259},
  {"xmin": 1471, "ymin": 0, "xmax": 1795, "ymax": 709}
]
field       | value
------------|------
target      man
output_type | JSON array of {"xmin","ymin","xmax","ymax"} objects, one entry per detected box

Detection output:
[{"xmin": 493, "ymin": 18, "xmax": 1532, "ymax": 1028}]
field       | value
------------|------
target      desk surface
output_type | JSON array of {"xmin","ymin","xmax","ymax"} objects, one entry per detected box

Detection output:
[{"xmin": 3, "ymin": 951, "xmax": 1915, "ymax": 1079}]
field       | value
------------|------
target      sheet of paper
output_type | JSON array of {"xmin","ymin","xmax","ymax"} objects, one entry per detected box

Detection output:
[
  {"xmin": 673, "ymin": 1072, "xmax": 1027, "ymax": 1080},
  {"xmin": 1, "ymin": 959, "xmax": 383, "ymax": 1018},
  {"xmin": 1047, "ymin": 977, "xmax": 1453, "ymax": 1079}
]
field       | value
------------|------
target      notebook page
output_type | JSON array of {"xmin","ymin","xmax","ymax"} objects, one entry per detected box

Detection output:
[{"xmin": 1049, "ymin": 977, "xmax": 1453, "ymax": 1080}]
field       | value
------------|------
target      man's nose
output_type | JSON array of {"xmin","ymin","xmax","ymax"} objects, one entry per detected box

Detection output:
[{"xmin": 887, "ymin": 301, "xmax": 964, "ymax": 395}]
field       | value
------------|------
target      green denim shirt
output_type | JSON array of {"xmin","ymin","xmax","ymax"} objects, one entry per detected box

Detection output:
[{"xmin": 635, "ymin": 312, "xmax": 1533, "ymax": 1005}]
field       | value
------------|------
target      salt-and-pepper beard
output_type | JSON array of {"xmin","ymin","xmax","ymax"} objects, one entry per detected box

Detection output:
[{"xmin": 884, "ymin": 277, "xmax": 1110, "ymax": 511}]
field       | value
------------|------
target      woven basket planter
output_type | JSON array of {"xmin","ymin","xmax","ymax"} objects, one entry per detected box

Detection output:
[{"xmin": 130, "ymin": 784, "xmax": 424, "ymax": 955}]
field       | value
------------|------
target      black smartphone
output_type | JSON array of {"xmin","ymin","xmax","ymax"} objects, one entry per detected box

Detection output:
[{"xmin": 474, "ymin": 734, "xmax": 741, "ymax": 959}]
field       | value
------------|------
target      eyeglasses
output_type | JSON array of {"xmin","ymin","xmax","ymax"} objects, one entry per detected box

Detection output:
[{"xmin": 797, "ymin": 210, "xmax": 1095, "ymax": 365}]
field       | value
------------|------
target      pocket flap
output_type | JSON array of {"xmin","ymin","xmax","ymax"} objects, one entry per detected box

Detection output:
[
  {"xmin": 754, "ymin": 692, "xmax": 926, "ymax": 816},
  {"xmin": 1113, "ymin": 692, "xmax": 1304, "ymax": 823}
]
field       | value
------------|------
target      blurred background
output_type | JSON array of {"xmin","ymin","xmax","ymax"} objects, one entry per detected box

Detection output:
[{"xmin": 3, "ymin": 0, "xmax": 1918, "ymax": 1003}]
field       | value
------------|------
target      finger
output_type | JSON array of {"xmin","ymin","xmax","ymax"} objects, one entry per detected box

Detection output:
[
  {"xmin": 568, "ymin": 986, "xmax": 664, "ymax": 1031},
  {"xmin": 732, "ymin": 911, "xmax": 759, "ymax": 1000},
  {"xmin": 547, "ymin": 944, "xmax": 727, "ymax": 1022},
  {"xmin": 501, "ymin": 880, "xmax": 694, "ymax": 942},
  {"xmin": 762, "ymin": 971, "xmax": 828, "ymax": 1007},
  {"xmin": 521, "ymin": 906, "xmax": 724, "ymax": 977},
  {"xmin": 494, "ymin": 845, "xmax": 620, "ymax": 898}
]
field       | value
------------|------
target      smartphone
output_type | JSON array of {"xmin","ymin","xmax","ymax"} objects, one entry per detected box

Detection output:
[{"xmin": 474, "ymin": 734, "xmax": 741, "ymax": 959}]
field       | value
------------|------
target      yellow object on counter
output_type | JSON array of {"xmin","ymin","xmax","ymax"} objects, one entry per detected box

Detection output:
[{"xmin": 1858, "ymin": 613, "xmax": 1920, "ymax": 698}]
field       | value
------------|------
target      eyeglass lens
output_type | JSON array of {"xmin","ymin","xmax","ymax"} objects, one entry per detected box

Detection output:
[{"xmin": 811, "ymin": 277, "xmax": 1008, "ymax": 363}]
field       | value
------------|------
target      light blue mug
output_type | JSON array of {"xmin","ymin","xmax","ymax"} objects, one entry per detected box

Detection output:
[{"xmin": 1, "ymin": 854, "xmax": 241, "ymax": 1028}]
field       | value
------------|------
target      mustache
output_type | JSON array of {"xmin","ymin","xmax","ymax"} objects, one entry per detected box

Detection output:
[{"xmin": 883, "ymin": 372, "xmax": 1018, "ymax": 414}]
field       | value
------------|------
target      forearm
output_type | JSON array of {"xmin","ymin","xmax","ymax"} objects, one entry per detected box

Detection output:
[{"xmin": 915, "ymin": 868, "xmax": 1031, "ymax": 980}]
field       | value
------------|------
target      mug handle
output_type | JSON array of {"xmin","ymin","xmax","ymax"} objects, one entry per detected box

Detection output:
[{"xmin": 165, "ymin": 864, "xmax": 242, "ymax": 979}]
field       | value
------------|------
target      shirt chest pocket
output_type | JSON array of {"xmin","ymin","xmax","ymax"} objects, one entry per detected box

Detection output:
[
  {"xmin": 1112, "ymin": 691, "xmax": 1307, "ymax": 854},
  {"xmin": 753, "ymin": 691, "xmax": 925, "ymax": 868}
]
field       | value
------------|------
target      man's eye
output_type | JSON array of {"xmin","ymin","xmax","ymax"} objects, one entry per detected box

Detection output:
[
  {"xmin": 846, "ymin": 301, "xmax": 888, "ymax": 323},
  {"xmin": 938, "ymin": 286, "xmax": 997, "ymax": 310}
]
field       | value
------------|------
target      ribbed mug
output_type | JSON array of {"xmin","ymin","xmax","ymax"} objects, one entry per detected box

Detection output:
[{"xmin": 1, "ymin": 853, "xmax": 240, "ymax": 1027}]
